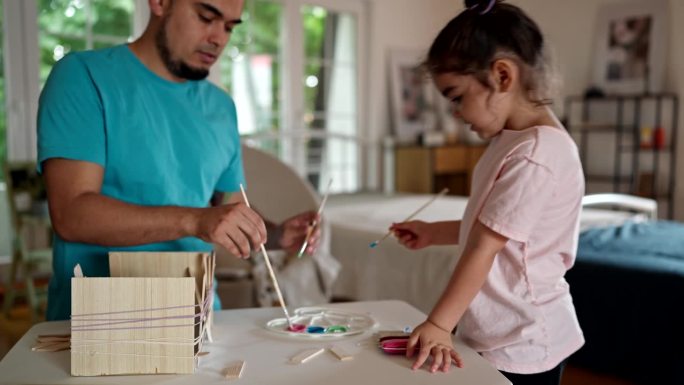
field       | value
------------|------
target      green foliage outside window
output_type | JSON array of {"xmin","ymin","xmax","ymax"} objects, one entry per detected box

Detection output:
[
  {"xmin": 0, "ymin": 0, "xmax": 331, "ymax": 181},
  {"xmin": 38, "ymin": 0, "xmax": 133, "ymax": 84}
]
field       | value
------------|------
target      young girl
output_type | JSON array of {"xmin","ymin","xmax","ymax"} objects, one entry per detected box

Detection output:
[{"xmin": 390, "ymin": 1, "xmax": 584, "ymax": 384}]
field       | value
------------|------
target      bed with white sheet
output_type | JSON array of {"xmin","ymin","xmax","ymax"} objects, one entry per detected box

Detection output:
[
  {"xmin": 327, "ymin": 192, "xmax": 653, "ymax": 312},
  {"xmin": 327, "ymin": 193, "xmax": 683, "ymax": 384}
]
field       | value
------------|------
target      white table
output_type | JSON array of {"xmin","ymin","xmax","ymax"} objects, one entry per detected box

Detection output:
[{"xmin": 0, "ymin": 300, "xmax": 509, "ymax": 385}]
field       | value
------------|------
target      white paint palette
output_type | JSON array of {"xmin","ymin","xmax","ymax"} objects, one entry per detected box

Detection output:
[{"xmin": 265, "ymin": 307, "xmax": 375, "ymax": 339}]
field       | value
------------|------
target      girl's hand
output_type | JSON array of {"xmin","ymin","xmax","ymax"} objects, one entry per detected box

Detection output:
[
  {"xmin": 406, "ymin": 320, "xmax": 463, "ymax": 373},
  {"xmin": 390, "ymin": 221, "xmax": 434, "ymax": 249}
]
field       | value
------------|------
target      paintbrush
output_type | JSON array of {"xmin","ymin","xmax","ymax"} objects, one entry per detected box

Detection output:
[
  {"xmin": 239, "ymin": 184, "xmax": 294, "ymax": 329},
  {"xmin": 369, "ymin": 187, "xmax": 449, "ymax": 249},
  {"xmin": 297, "ymin": 178, "xmax": 333, "ymax": 258}
]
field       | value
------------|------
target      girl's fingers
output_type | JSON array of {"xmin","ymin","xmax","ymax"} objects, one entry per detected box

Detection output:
[
  {"xmin": 441, "ymin": 348, "xmax": 452, "ymax": 372},
  {"xmin": 412, "ymin": 345, "xmax": 431, "ymax": 370},
  {"xmin": 430, "ymin": 346, "xmax": 443, "ymax": 373},
  {"xmin": 406, "ymin": 333, "xmax": 420, "ymax": 358},
  {"xmin": 451, "ymin": 350, "xmax": 464, "ymax": 368}
]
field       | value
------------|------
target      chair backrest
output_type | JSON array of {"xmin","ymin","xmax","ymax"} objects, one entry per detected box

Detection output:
[{"xmin": 241, "ymin": 145, "xmax": 319, "ymax": 224}]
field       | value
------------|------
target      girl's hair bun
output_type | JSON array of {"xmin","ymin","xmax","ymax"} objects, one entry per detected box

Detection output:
[{"xmin": 464, "ymin": 0, "xmax": 500, "ymax": 15}]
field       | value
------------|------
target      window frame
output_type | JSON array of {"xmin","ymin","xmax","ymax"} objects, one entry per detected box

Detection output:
[
  {"xmin": 3, "ymin": 0, "xmax": 369, "ymax": 190},
  {"xmin": 232, "ymin": 0, "xmax": 369, "ymax": 191}
]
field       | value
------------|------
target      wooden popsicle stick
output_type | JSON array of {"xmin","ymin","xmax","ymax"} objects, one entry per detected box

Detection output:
[
  {"xmin": 36, "ymin": 336, "xmax": 70, "ymax": 343},
  {"xmin": 32, "ymin": 341, "xmax": 70, "ymax": 352},
  {"xmin": 185, "ymin": 267, "xmax": 203, "ymax": 306},
  {"xmin": 38, "ymin": 333, "xmax": 71, "ymax": 339},
  {"xmin": 329, "ymin": 346, "xmax": 353, "ymax": 361},
  {"xmin": 223, "ymin": 360, "xmax": 245, "ymax": 380},
  {"xmin": 205, "ymin": 250, "xmax": 216, "ymax": 342},
  {"xmin": 289, "ymin": 348, "xmax": 325, "ymax": 364}
]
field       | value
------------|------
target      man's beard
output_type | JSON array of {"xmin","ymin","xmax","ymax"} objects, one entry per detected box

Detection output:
[{"xmin": 155, "ymin": 21, "xmax": 209, "ymax": 81}]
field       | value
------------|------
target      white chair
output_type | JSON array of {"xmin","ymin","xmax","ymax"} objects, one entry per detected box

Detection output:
[{"xmin": 214, "ymin": 145, "xmax": 340, "ymax": 309}]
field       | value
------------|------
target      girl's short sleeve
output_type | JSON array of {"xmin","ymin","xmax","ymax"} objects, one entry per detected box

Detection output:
[{"xmin": 478, "ymin": 156, "xmax": 556, "ymax": 243}]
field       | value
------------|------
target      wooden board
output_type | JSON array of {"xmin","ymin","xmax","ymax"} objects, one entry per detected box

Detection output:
[
  {"xmin": 109, "ymin": 251, "xmax": 209, "ymax": 291},
  {"xmin": 70, "ymin": 277, "xmax": 196, "ymax": 376}
]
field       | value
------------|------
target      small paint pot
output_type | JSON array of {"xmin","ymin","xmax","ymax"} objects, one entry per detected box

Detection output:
[
  {"xmin": 325, "ymin": 325, "xmax": 348, "ymax": 334},
  {"xmin": 306, "ymin": 326, "xmax": 326, "ymax": 334},
  {"xmin": 287, "ymin": 323, "xmax": 307, "ymax": 332}
]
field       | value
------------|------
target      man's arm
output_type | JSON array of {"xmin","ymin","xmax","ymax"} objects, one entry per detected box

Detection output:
[{"xmin": 44, "ymin": 158, "xmax": 266, "ymax": 258}]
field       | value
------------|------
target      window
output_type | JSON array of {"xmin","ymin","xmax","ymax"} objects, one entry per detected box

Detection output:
[
  {"xmin": 38, "ymin": 0, "xmax": 135, "ymax": 84},
  {"xmin": 220, "ymin": 0, "xmax": 283, "ymax": 154},
  {"xmin": 1, "ymin": 0, "xmax": 134, "ymax": 164},
  {"xmin": 219, "ymin": 0, "xmax": 366, "ymax": 193},
  {"xmin": 3, "ymin": 0, "xmax": 367, "ymax": 191}
]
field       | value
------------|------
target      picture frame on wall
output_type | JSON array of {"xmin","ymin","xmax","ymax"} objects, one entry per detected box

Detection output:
[
  {"xmin": 592, "ymin": 0, "xmax": 668, "ymax": 95},
  {"xmin": 389, "ymin": 49, "xmax": 435, "ymax": 143}
]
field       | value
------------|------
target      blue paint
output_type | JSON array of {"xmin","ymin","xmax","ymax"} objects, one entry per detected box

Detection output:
[{"xmin": 306, "ymin": 326, "xmax": 325, "ymax": 334}]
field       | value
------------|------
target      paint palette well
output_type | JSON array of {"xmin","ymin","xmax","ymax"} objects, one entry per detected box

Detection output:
[{"xmin": 265, "ymin": 307, "xmax": 375, "ymax": 338}]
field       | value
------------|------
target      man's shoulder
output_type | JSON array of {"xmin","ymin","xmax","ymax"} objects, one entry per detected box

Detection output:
[
  {"xmin": 54, "ymin": 45, "xmax": 125, "ymax": 73},
  {"xmin": 197, "ymin": 80, "xmax": 235, "ymax": 106}
]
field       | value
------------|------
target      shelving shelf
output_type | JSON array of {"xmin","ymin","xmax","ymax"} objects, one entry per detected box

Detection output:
[{"xmin": 564, "ymin": 93, "xmax": 678, "ymax": 219}]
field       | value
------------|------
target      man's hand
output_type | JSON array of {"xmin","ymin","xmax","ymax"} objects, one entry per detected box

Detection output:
[
  {"xmin": 278, "ymin": 211, "xmax": 321, "ymax": 255},
  {"xmin": 195, "ymin": 202, "xmax": 267, "ymax": 258}
]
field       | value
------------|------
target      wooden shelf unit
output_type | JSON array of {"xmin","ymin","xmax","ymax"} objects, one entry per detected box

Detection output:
[
  {"xmin": 564, "ymin": 93, "xmax": 679, "ymax": 218},
  {"xmin": 394, "ymin": 144, "xmax": 487, "ymax": 196}
]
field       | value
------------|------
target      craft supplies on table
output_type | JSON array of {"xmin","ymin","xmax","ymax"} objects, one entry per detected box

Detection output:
[{"xmin": 265, "ymin": 307, "xmax": 375, "ymax": 339}]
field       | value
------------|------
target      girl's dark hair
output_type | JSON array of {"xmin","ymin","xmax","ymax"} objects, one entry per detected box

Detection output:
[{"xmin": 425, "ymin": 0, "xmax": 557, "ymax": 104}]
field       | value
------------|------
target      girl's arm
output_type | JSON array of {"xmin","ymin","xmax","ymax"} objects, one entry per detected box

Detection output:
[
  {"xmin": 428, "ymin": 219, "xmax": 507, "ymax": 331},
  {"xmin": 406, "ymin": 220, "xmax": 507, "ymax": 372},
  {"xmin": 391, "ymin": 220, "xmax": 461, "ymax": 249}
]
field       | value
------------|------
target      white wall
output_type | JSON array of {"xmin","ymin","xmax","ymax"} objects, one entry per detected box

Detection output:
[
  {"xmin": 514, "ymin": 0, "xmax": 684, "ymax": 219},
  {"xmin": 366, "ymin": 0, "xmax": 684, "ymax": 220},
  {"xmin": 364, "ymin": 0, "xmax": 461, "ymax": 190}
]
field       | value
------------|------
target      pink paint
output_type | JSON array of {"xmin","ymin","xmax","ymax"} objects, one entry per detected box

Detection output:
[{"xmin": 287, "ymin": 323, "xmax": 306, "ymax": 332}]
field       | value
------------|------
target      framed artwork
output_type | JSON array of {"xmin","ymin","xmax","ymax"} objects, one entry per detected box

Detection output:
[
  {"xmin": 389, "ymin": 50, "xmax": 435, "ymax": 143},
  {"xmin": 592, "ymin": 0, "xmax": 668, "ymax": 95}
]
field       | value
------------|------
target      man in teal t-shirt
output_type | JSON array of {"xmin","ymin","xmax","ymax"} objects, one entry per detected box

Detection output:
[{"xmin": 37, "ymin": 0, "xmax": 321, "ymax": 321}]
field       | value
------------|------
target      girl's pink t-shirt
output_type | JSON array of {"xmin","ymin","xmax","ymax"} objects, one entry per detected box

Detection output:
[{"xmin": 457, "ymin": 126, "xmax": 585, "ymax": 374}]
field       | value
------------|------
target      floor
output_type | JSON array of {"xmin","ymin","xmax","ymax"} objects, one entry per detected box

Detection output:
[{"xmin": 0, "ymin": 294, "xmax": 639, "ymax": 385}]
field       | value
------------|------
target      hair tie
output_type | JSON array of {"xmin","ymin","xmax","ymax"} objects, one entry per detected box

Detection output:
[{"xmin": 468, "ymin": 0, "xmax": 496, "ymax": 15}]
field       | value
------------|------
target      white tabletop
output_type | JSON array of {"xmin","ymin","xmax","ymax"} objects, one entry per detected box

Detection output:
[{"xmin": 0, "ymin": 300, "xmax": 510, "ymax": 385}]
